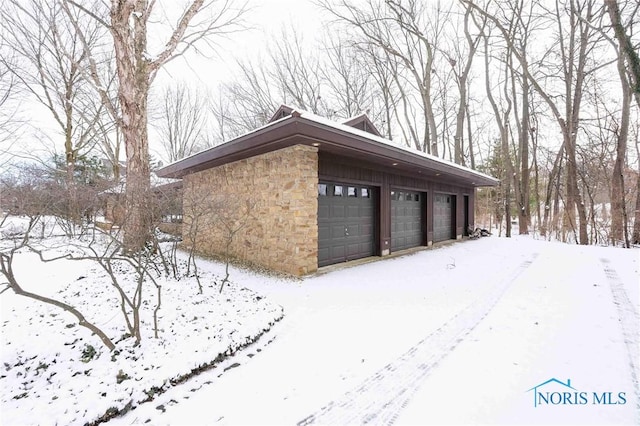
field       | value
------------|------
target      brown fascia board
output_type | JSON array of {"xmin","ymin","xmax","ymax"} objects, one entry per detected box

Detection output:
[
  {"xmin": 157, "ymin": 115, "xmax": 499, "ymax": 187},
  {"xmin": 156, "ymin": 118, "xmax": 302, "ymax": 178},
  {"xmin": 294, "ymin": 118, "xmax": 499, "ymax": 187}
]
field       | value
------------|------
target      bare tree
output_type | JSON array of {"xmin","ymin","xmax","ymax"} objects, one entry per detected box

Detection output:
[
  {"xmin": 601, "ymin": 0, "xmax": 638, "ymax": 247},
  {"xmin": 213, "ymin": 197, "xmax": 255, "ymax": 293},
  {"xmin": 62, "ymin": 0, "xmax": 249, "ymax": 253},
  {"xmin": 320, "ymin": 35, "xmax": 373, "ymax": 119},
  {"xmin": 605, "ymin": 14, "xmax": 633, "ymax": 247},
  {"xmin": 212, "ymin": 58, "xmax": 279, "ymax": 138},
  {"xmin": 505, "ymin": 0, "xmax": 540, "ymax": 235},
  {"xmin": 0, "ymin": 40, "xmax": 21, "ymax": 170},
  {"xmin": 181, "ymin": 184, "xmax": 213, "ymax": 294},
  {"xmin": 605, "ymin": 0, "xmax": 640, "ymax": 109},
  {"xmin": 448, "ymin": 5, "xmax": 485, "ymax": 165},
  {"xmin": 361, "ymin": 44, "xmax": 400, "ymax": 139},
  {"xmin": 269, "ymin": 25, "xmax": 328, "ymax": 115},
  {"xmin": 181, "ymin": 180, "xmax": 256, "ymax": 293},
  {"xmin": 208, "ymin": 22, "xmax": 393, "ymax": 142},
  {"xmin": 466, "ymin": 0, "xmax": 608, "ymax": 244},
  {"xmin": 633, "ymin": 122, "xmax": 640, "ymax": 244},
  {"xmin": 1, "ymin": 0, "xmax": 111, "ymax": 228},
  {"xmin": 0, "ymin": 173, "xmax": 116, "ymax": 350},
  {"xmin": 0, "ymin": 162, "xmax": 181, "ymax": 348},
  {"xmin": 318, "ymin": 0, "xmax": 448, "ymax": 154},
  {"xmin": 153, "ymin": 81, "xmax": 208, "ymax": 163},
  {"xmin": 480, "ymin": 24, "xmax": 514, "ymax": 237}
]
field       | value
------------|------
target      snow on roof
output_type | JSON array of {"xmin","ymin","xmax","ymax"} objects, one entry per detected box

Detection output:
[
  {"xmin": 158, "ymin": 104, "xmax": 498, "ymax": 185},
  {"xmin": 160, "ymin": 111, "xmax": 294, "ymax": 172},
  {"xmin": 293, "ymin": 107, "xmax": 498, "ymax": 184}
]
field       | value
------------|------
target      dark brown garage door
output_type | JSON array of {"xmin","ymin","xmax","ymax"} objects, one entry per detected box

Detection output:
[
  {"xmin": 391, "ymin": 190, "xmax": 424, "ymax": 251},
  {"xmin": 433, "ymin": 193, "xmax": 455, "ymax": 242},
  {"xmin": 318, "ymin": 182, "xmax": 375, "ymax": 267}
]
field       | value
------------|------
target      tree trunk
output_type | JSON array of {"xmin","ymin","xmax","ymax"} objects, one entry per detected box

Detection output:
[
  {"xmin": 519, "ymin": 75, "xmax": 530, "ymax": 234},
  {"xmin": 561, "ymin": 1, "xmax": 591, "ymax": 245},
  {"xmin": 605, "ymin": 0, "xmax": 640, "ymax": 109},
  {"xmin": 502, "ymin": 125, "xmax": 512, "ymax": 238},
  {"xmin": 541, "ymin": 149, "xmax": 563, "ymax": 237},
  {"xmin": 633, "ymin": 144, "xmax": 640, "ymax": 244},
  {"xmin": 551, "ymin": 155, "xmax": 564, "ymax": 239},
  {"xmin": 482, "ymin": 32, "xmax": 512, "ymax": 237},
  {"xmin": 110, "ymin": 1, "xmax": 152, "ymax": 253},
  {"xmin": 610, "ymin": 119, "xmax": 627, "ymax": 247},
  {"xmin": 466, "ymin": 102, "xmax": 475, "ymax": 169},
  {"xmin": 564, "ymin": 134, "xmax": 580, "ymax": 243},
  {"xmin": 454, "ymin": 88, "xmax": 465, "ymax": 165},
  {"xmin": 531, "ymin": 119, "xmax": 541, "ymax": 234},
  {"xmin": 610, "ymin": 21, "xmax": 632, "ymax": 247}
]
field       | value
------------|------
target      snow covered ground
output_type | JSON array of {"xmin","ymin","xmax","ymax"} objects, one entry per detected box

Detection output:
[
  {"xmin": 0, "ymin": 217, "xmax": 283, "ymax": 426},
  {"xmin": 2, "ymin": 223, "xmax": 638, "ymax": 425},
  {"xmin": 103, "ymin": 236, "xmax": 638, "ymax": 425}
]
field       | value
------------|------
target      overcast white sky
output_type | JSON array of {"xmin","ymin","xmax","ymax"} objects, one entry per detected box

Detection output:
[{"xmin": 156, "ymin": 0, "xmax": 325, "ymax": 91}]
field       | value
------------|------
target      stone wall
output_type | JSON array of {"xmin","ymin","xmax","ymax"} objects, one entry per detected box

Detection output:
[{"xmin": 182, "ymin": 144, "xmax": 319, "ymax": 276}]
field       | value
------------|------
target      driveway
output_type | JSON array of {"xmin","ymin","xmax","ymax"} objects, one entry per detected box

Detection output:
[{"xmin": 109, "ymin": 237, "xmax": 638, "ymax": 425}]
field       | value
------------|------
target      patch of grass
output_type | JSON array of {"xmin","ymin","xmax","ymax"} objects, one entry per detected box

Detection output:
[
  {"xmin": 80, "ymin": 344, "xmax": 96, "ymax": 363},
  {"xmin": 116, "ymin": 369, "xmax": 130, "ymax": 384}
]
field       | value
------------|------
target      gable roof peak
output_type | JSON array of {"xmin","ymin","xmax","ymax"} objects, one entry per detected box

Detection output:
[
  {"xmin": 341, "ymin": 113, "xmax": 382, "ymax": 137},
  {"xmin": 268, "ymin": 104, "xmax": 298, "ymax": 123}
]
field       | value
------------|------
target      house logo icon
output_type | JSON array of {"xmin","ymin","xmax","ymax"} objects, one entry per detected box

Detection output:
[
  {"xmin": 526, "ymin": 378, "xmax": 627, "ymax": 407},
  {"xmin": 527, "ymin": 378, "xmax": 577, "ymax": 408}
]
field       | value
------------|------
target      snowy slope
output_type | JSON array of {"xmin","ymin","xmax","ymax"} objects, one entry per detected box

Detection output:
[{"xmin": 0, "ymin": 220, "xmax": 284, "ymax": 426}]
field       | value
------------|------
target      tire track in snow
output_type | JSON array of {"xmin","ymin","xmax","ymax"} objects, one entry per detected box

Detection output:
[
  {"xmin": 600, "ymin": 258, "xmax": 640, "ymax": 418},
  {"xmin": 298, "ymin": 253, "xmax": 539, "ymax": 426}
]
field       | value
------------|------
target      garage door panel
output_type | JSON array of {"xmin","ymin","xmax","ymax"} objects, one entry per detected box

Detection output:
[
  {"xmin": 318, "ymin": 224, "xmax": 331, "ymax": 240},
  {"xmin": 331, "ymin": 205, "xmax": 345, "ymax": 218},
  {"xmin": 357, "ymin": 223, "xmax": 373, "ymax": 237},
  {"xmin": 331, "ymin": 245, "xmax": 345, "ymax": 260},
  {"xmin": 346, "ymin": 242, "xmax": 362, "ymax": 257},
  {"xmin": 318, "ymin": 204, "xmax": 330, "ymax": 218},
  {"xmin": 391, "ymin": 190, "xmax": 424, "ymax": 251},
  {"xmin": 317, "ymin": 247, "xmax": 329, "ymax": 261},
  {"xmin": 434, "ymin": 194, "xmax": 454, "ymax": 242},
  {"xmin": 330, "ymin": 224, "xmax": 346, "ymax": 239},
  {"xmin": 346, "ymin": 205, "xmax": 359, "ymax": 217},
  {"xmin": 318, "ymin": 182, "xmax": 376, "ymax": 267}
]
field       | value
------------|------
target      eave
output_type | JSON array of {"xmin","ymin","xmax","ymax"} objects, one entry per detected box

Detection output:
[{"xmin": 157, "ymin": 114, "xmax": 499, "ymax": 188}]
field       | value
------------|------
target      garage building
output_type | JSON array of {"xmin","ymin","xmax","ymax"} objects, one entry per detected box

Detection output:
[{"xmin": 157, "ymin": 105, "xmax": 498, "ymax": 276}]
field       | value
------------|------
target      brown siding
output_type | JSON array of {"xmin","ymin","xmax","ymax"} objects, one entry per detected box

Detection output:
[
  {"xmin": 469, "ymin": 189, "xmax": 476, "ymax": 227},
  {"xmin": 319, "ymin": 152, "xmax": 475, "ymax": 251},
  {"xmin": 183, "ymin": 145, "xmax": 318, "ymax": 276}
]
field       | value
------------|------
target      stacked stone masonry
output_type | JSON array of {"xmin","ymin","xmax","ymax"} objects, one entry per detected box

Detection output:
[{"xmin": 182, "ymin": 144, "xmax": 319, "ymax": 276}]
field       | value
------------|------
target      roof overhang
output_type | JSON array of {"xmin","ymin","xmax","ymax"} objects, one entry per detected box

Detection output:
[{"xmin": 157, "ymin": 113, "xmax": 499, "ymax": 188}]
